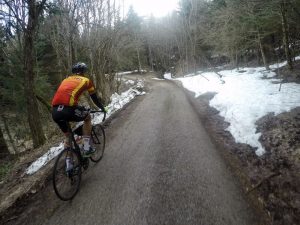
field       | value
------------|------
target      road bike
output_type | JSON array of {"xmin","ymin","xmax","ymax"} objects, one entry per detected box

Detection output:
[{"xmin": 52, "ymin": 110, "xmax": 106, "ymax": 201}]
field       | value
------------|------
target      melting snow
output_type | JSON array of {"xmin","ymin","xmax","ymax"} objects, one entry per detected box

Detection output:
[{"xmin": 175, "ymin": 59, "xmax": 300, "ymax": 155}]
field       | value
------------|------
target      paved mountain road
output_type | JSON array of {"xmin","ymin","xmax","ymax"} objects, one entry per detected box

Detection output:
[{"xmin": 44, "ymin": 77, "xmax": 259, "ymax": 225}]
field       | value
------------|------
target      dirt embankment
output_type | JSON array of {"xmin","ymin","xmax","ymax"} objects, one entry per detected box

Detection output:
[
  {"xmin": 188, "ymin": 90, "xmax": 300, "ymax": 225},
  {"xmin": 178, "ymin": 60, "xmax": 300, "ymax": 224},
  {"xmin": 256, "ymin": 109, "xmax": 300, "ymax": 224}
]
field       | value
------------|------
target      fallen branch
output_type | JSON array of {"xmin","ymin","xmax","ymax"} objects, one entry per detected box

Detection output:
[
  {"xmin": 197, "ymin": 72, "xmax": 210, "ymax": 81},
  {"xmin": 201, "ymin": 55, "xmax": 225, "ymax": 84},
  {"xmin": 247, "ymin": 172, "xmax": 281, "ymax": 194}
]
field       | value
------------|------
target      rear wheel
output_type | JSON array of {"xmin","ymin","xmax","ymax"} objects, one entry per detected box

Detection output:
[
  {"xmin": 90, "ymin": 125, "xmax": 106, "ymax": 162},
  {"xmin": 53, "ymin": 148, "xmax": 81, "ymax": 201}
]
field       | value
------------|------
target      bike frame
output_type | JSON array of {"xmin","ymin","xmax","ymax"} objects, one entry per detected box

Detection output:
[
  {"xmin": 66, "ymin": 110, "xmax": 106, "ymax": 164},
  {"xmin": 67, "ymin": 124, "xmax": 84, "ymax": 163}
]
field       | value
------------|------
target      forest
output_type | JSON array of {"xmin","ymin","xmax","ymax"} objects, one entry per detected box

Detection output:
[{"xmin": 0, "ymin": 0, "xmax": 300, "ymax": 167}]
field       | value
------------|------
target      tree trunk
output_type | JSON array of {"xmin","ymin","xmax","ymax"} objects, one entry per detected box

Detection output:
[
  {"xmin": 135, "ymin": 33, "xmax": 142, "ymax": 74},
  {"xmin": 235, "ymin": 51, "xmax": 239, "ymax": 70},
  {"xmin": 107, "ymin": 0, "xmax": 111, "ymax": 28},
  {"xmin": 280, "ymin": 0, "xmax": 293, "ymax": 70},
  {"xmin": 0, "ymin": 121, "xmax": 11, "ymax": 159},
  {"xmin": 1, "ymin": 115, "xmax": 17, "ymax": 154},
  {"xmin": 148, "ymin": 44, "xmax": 154, "ymax": 71},
  {"xmin": 230, "ymin": 49, "xmax": 236, "ymax": 68},
  {"xmin": 258, "ymin": 31, "xmax": 270, "ymax": 70},
  {"xmin": 24, "ymin": 0, "xmax": 46, "ymax": 148},
  {"xmin": 36, "ymin": 94, "xmax": 51, "ymax": 113},
  {"xmin": 136, "ymin": 47, "xmax": 142, "ymax": 74},
  {"xmin": 256, "ymin": 48, "xmax": 261, "ymax": 66}
]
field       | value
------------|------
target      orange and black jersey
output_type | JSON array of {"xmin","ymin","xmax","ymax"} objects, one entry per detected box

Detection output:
[{"xmin": 52, "ymin": 75, "xmax": 96, "ymax": 106}]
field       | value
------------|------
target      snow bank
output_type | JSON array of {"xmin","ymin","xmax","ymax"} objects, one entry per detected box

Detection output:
[
  {"xmin": 152, "ymin": 78, "xmax": 165, "ymax": 81},
  {"xmin": 164, "ymin": 73, "xmax": 172, "ymax": 80},
  {"xmin": 117, "ymin": 70, "xmax": 148, "ymax": 76},
  {"xmin": 117, "ymin": 71, "xmax": 133, "ymax": 75},
  {"xmin": 125, "ymin": 79, "xmax": 135, "ymax": 85},
  {"xmin": 177, "ymin": 60, "xmax": 300, "ymax": 155},
  {"xmin": 25, "ymin": 143, "xmax": 64, "ymax": 175}
]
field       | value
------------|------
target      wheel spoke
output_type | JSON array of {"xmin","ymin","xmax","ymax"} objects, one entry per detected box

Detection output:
[{"xmin": 53, "ymin": 149, "xmax": 81, "ymax": 201}]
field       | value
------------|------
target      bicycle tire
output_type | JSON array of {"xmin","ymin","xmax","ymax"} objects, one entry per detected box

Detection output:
[
  {"xmin": 90, "ymin": 125, "xmax": 106, "ymax": 162},
  {"xmin": 53, "ymin": 148, "xmax": 82, "ymax": 201}
]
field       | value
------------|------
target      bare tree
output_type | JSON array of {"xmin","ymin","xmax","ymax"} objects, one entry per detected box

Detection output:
[
  {"xmin": 0, "ymin": 118, "xmax": 11, "ymax": 158},
  {"xmin": 280, "ymin": 0, "xmax": 293, "ymax": 70},
  {"xmin": 2, "ymin": 0, "xmax": 47, "ymax": 148}
]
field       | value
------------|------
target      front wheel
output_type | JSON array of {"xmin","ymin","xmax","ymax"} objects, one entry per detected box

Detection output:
[
  {"xmin": 53, "ymin": 148, "xmax": 81, "ymax": 201},
  {"xmin": 90, "ymin": 125, "xmax": 106, "ymax": 162}
]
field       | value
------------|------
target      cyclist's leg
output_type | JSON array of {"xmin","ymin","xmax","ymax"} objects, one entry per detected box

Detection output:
[
  {"xmin": 82, "ymin": 114, "xmax": 92, "ymax": 136},
  {"xmin": 70, "ymin": 106, "xmax": 94, "ymax": 155},
  {"xmin": 82, "ymin": 114, "xmax": 93, "ymax": 153},
  {"xmin": 52, "ymin": 105, "xmax": 71, "ymax": 148}
]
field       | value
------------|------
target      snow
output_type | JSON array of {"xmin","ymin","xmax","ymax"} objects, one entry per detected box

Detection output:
[
  {"xmin": 175, "ymin": 59, "xmax": 300, "ymax": 156},
  {"xmin": 152, "ymin": 78, "xmax": 165, "ymax": 81},
  {"xmin": 91, "ymin": 85, "xmax": 146, "ymax": 125},
  {"xmin": 117, "ymin": 70, "xmax": 148, "ymax": 75},
  {"xmin": 25, "ymin": 143, "xmax": 65, "ymax": 176},
  {"xmin": 269, "ymin": 56, "xmax": 300, "ymax": 69},
  {"xmin": 125, "ymin": 79, "xmax": 135, "ymax": 85},
  {"xmin": 25, "ymin": 58, "xmax": 300, "ymax": 174},
  {"xmin": 25, "ymin": 79, "xmax": 146, "ymax": 175},
  {"xmin": 164, "ymin": 73, "xmax": 172, "ymax": 80},
  {"xmin": 117, "ymin": 71, "xmax": 133, "ymax": 75}
]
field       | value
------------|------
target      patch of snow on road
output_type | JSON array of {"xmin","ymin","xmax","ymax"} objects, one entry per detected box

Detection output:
[{"xmin": 176, "ymin": 59, "xmax": 300, "ymax": 155}]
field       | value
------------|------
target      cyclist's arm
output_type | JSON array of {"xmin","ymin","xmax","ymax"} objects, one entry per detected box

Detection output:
[
  {"xmin": 90, "ymin": 93, "xmax": 105, "ymax": 112},
  {"xmin": 87, "ymin": 79, "xmax": 105, "ymax": 112}
]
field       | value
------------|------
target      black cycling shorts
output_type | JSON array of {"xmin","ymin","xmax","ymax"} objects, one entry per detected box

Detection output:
[{"xmin": 52, "ymin": 105, "xmax": 89, "ymax": 133}]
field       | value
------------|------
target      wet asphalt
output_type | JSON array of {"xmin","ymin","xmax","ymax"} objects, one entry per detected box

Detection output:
[{"xmin": 44, "ymin": 78, "xmax": 259, "ymax": 225}]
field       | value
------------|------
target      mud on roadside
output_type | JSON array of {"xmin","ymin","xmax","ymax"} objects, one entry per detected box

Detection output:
[{"xmin": 187, "ymin": 90, "xmax": 300, "ymax": 225}]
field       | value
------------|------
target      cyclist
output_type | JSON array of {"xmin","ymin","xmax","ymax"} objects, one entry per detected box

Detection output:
[{"xmin": 52, "ymin": 62, "xmax": 106, "ymax": 157}]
